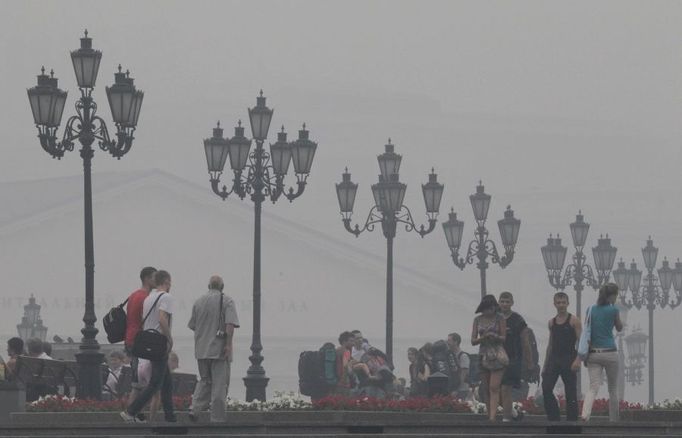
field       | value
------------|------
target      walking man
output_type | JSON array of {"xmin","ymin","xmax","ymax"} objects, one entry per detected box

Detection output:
[
  {"xmin": 122, "ymin": 270, "xmax": 176, "ymax": 423},
  {"xmin": 124, "ymin": 266, "xmax": 157, "ymax": 417},
  {"xmin": 188, "ymin": 275, "xmax": 240, "ymax": 422},
  {"xmin": 498, "ymin": 291, "xmax": 532, "ymax": 422},
  {"xmin": 542, "ymin": 291, "xmax": 581, "ymax": 421}
]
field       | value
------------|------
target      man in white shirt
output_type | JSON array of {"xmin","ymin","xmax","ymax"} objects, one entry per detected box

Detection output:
[
  {"xmin": 121, "ymin": 270, "xmax": 176, "ymax": 423},
  {"xmin": 105, "ymin": 350, "xmax": 126, "ymax": 395},
  {"xmin": 350, "ymin": 330, "xmax": 368, "ymax": 362}
]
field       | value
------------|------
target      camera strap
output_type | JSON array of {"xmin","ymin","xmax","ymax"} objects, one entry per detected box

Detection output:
[{"xmin": 218, "ymin": 291, "xmax": 225, "ymax": 333}]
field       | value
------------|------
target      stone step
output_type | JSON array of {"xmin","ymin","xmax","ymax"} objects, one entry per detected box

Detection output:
[
  {"xmin": 2, "ymin": 422, "xmax": 682, "ymax": 437},
  {"xmin": 5, "ymin": 411, "xmax": 682, "ymax": 437},
  {"xmin": 3, "ymin": 434, "xmax": 682, "ymax": 438}
]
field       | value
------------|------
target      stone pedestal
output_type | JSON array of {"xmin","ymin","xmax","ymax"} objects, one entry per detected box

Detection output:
[{"xmin": 0, "ymin": 381, "xmax": 25, "ymax": 421}]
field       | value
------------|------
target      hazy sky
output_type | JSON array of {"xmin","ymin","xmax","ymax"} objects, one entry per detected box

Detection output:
[{"xmin": 2, "ymin": 0, "xmax": 682, "ymax": 402}]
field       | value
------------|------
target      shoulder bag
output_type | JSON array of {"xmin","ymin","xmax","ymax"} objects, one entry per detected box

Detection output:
[
  {"xmin": 577, "ymin": 305, "xmax": 594, "ymax": 361},
  {"xmin": 131, "ymin": 293, "xmax": 168, "ymax": 361}
]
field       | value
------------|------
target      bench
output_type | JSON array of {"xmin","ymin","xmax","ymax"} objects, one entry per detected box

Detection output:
[
  {"xmin": 14, "ymin": 356, "xmax": 78, "ymax": 401},
  {"xmin": 15, "ymin": 356, "xmax": 197, "ymax": 401}
]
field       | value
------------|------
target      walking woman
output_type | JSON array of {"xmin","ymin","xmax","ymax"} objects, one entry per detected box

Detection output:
[
  {"xmin": 581, "ymin": 283, "xmax": 623, "ymax": 422},
  {"xmin": 472, "ymin": 295, "xmax": 508, "ymax": 422}
]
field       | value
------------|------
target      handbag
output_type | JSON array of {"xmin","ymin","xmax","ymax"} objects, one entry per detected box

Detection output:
[
  {"xmin": 577, "ymin": 305, "xmax": 594, "ymax": 361},
  {"xmin": 481, "ymin": 344, "xmax": 509, "ymax": 370},
  {"xmin": 131, "ymin": 293, "xmax": 168, "ymax": 361}
]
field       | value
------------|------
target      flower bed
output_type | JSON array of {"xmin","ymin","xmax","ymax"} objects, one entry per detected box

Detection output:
[
  {"xmin": 651, "ymin": 399, "xmax": 682, "ymax": 410},
  {"xmin": 313, "ymin": 395, "xmax": 472, "ymax": 413},
  {"xmin": 27, "ymin": 392, "xmax": 647, "ymax": 415},
  {"xmin": 516, "ymin": 396, "xmax": 644, "ymax": 416},
  {"xmin": 27, "ymin": 395, "xmax": 192, "ymax": 412}
]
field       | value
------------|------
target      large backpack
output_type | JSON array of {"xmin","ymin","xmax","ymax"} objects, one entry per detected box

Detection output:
[
  {"xmin": 431, "ymin": 340, "xmax": 452, "ymax": 376},
  {"xmin": 320, "ymin": 342, "xmax": 338, "ymax": 386},
  {"xmin": 298, "ymin": 350, "xmax": 324, "ymax": 396},
  {"xmin": 102, "ymin": 298, "xmax": 128, "ymax": 344},
  {"xmin": 524, "ymin": 327, "xmax": 541, "ymax": 383}
]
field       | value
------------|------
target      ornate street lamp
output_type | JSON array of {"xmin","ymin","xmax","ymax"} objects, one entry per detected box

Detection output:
[
  {"xmin": 16, "ymin": 295, "xmax": 49, "ymax": 342},
  {"xmin": 541, "ymin": 212, "xmax": 616, "ymax": 322},
  {"xmin": 443, "ymin": 182, "xmax": 520, "ymax": 298},
  {"xmin": 26, "ymin": 31, "xmax": 143, "ymax": 399},
  {"xmin": 618, "ymin": 237, "xmax": 681, "ymax": 406},
  {"xmin": 336, "ymin": 140, "xmax": 443, "ymax": 364},
  {"xmin": 203, "ymin": 91, "xmax": 316, "ymax": 402}
]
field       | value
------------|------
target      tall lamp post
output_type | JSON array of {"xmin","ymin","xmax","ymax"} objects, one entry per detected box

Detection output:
[
  {"xmin": 335, "ymin": 140, "xmax": 444, "ymax": 364},
  {"xmin": 26, "ymin": 31, "xmax": 143, "ymax": 399},
  {"xmin": 611, "ymin": 237, "xmax": 682, "ymax": 406},
  {"xmin": 203, "ymin": 91, "xmax": 317, "ymax": 402},
  {"xmin": 441, "ymin": 182, "xmax": 521, "ymax": 298}
]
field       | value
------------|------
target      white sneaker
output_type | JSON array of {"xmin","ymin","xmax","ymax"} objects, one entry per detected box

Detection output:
[{"xmin": 120, "ymin": 411, "xmax": 136, "ymax": 423}]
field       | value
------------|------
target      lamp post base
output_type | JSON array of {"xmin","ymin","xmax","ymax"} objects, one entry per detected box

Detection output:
[
  {"xmin": 75, "ymin": 348, "xmax": 104, "ymax": 400},
  {"xmin": 243, "ymin": 372, "xmax": 269, "ymax": 402}
]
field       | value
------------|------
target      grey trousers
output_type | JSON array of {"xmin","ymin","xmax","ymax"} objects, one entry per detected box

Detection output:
[
  {"xmin": 190, "ymin": 358, "xmax": 230, "ymax": 422},
  {"xmin": 581, "ymin": 351, "xmax": 619, "ymax": 422}
]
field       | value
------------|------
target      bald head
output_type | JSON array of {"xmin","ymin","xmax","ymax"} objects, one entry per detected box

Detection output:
[{"xmin": 209, "ymin": 275, "xmax": 224, "ymax": 292}]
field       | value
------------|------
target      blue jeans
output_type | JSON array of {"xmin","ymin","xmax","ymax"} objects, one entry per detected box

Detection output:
[{"xmin": 127, "ymin": 359, "xmax": 174, "ymax": 419}]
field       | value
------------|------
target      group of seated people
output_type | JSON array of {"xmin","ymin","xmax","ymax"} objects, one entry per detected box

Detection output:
[
  {"xmin": 407, "ymin": 332, "xmax": 473, "ymax": 400},
  {"xmin": 334, "ymin": 330, "xmax": 397, "ymax": 398},
  {"xmin": 331, "ymin": 330, "xmax": 474, "ymax": 400}
]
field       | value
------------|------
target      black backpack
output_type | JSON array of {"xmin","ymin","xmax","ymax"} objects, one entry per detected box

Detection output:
[
  {"xmin": 102, "ymin": 298, "xmax": 128, "ymax": 344},
  {"xmin": 431, "ymin": 340, "xmax": 452, "ymax": 376},
  {"xmin": 298, "ymin": 350, "xmax": 325, "ymax": 396}
]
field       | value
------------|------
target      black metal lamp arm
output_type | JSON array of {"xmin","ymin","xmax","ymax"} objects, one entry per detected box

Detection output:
[
  {"xmin": 486, "ymin": 238, "xmax": 515, "ymax": 268},
  {"xmin": 37, "ymin": 115, "xmax": 78, "ymax": 159},
  {"xmin": 395, "ymin": 205, "xmax": 437, "ymax": 238},
  {"xmin": 92, "ymin": 116, "xmax": 135, "ymax": 159},
  {"xmin": 547, "ymin": 269, "xmax": 567, "ymax": 290},
  {"xmin": 283, "ymin": 177, "xmax": 307, "ymax": 202},
  {"xmin": 342, "ymin": 205, "xmax": 382, "ymax": 238}
]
